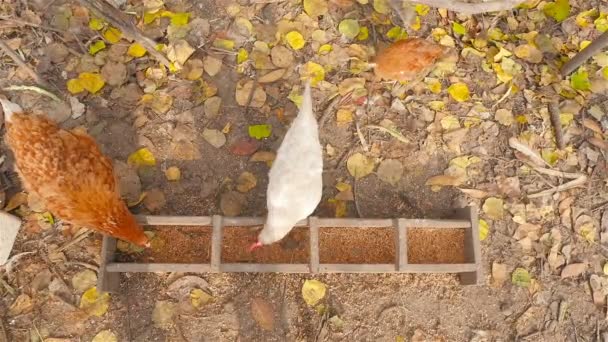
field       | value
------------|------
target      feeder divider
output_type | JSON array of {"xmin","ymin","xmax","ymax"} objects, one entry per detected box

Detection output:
[
  {"xmin": 106, "ymin": 263, "xmax": 211, "ymax": 273},
  {"xmin": 456, "ymin": 206, "xmax": 483, "ymax": 285},
  {"xmin": 136, "ymin": 215, "xmax": 212, "ymax": 226},
  {"xmin": 399, "ymin": 263, "xmax": 478, "ymax": 273},
  {"xmin": 320, "ymin": 264, "xmax": 396, "ymax": 273},
  {"xmin": 98, "ymin": 236, "xmax": 119, "ymax": 292},
  {"xmin": 309, "ymin": 216, "xmax": 320, "ymax": 274},
  {"xmin": 317, "ymin": 218, "xmax": 393, "ymax": 227},
  {"xmin": 211, "ymin": 215, "xmax": 223, "ymax": 272},
  {"xmin": 396, "ymin": 218, "xmax": 408, "ymax": 271},
  {"xmin": 222, "ymin": 263, "xmax": 310, "ymax": 273}
]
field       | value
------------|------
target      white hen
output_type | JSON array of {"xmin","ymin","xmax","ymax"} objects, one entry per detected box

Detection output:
[{"xmin": 251, "ymin": 83, "xmax": 323, "ymax": 249}]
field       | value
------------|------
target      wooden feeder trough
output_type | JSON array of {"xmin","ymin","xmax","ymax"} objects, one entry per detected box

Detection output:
[{"xmin": 98, "ymin": 206, "xmax": 482, "ymax": 293}]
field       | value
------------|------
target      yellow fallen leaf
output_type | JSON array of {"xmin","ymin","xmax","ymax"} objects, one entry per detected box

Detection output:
[
  {"xmin": 285, "ymin": 31, "xmax": 305, "ymax": 50},
  {"xmin": 301, "ymin": 61, "xmax": 325, "ymax": 85},
  {"xmin": 67, "ymin": 79, "xmax": 85, "ymax": 94},
  {"xmin": 415, "ymin": 4, "xmax": 430, "ymax": 15},
  {"xmin": 479, "ymin": 219, "xmax": 489, "ymax": 241},
  {"xmin": 426, "ymin": 78, "xmax": 442, "ymax": 94},
  {"xmin": 140, "ymin": 92, "xmax": 174, "ymax": 114},
  {"xmin": 237, "ymin": 48, "xmax": 249, "ymax": 64},
  {"xmin": 128, "ymin": 42, "xmax": 147, "ymax": 57},
  {"xmin": 165, "ymin": 166, "xmax": 181, "ymax": 181},
  {"xmin": 103, "ymin": 27, "xmax": 122, "ymax": 44},
  {"xmin": 347, "ymin": 153, "xmax": 375, "ymax": 179},
  {"xmin": 190, "ymin": 288, "xmax": 213, "ymax": 308},
  {"xmin": 89, "ymin": 40, "xmax": 106, "ymax": 55},
  {"xmin": 128, "ymin": 147, "xmax": 157, "ymax": 167},
  {"xmin": 373, "ymin": 0, "xmax": 390, "ymax": 14},
  {"xmin": 357, "ymin": 27, "xmax": 369, "ymax": 40},
  {"xmin": 213, "ymin": 39, "xmax": 235, "ymax": 50},
  {"xmin": 483, "ymin": 197, "xmax": 504, "ymax": 220},
  {"xmin": 318, "ymin": 44, "xmax": 333, "ymax": 55},
  {"xmin": 410, "ymin": 16, "xmax": 421, "ymax": 31},
  {"xmin": 386, "ymin": 26, "xmax": 408, "ymax": 41},
  {"xmin": 80, "ymin": 287, "xmax": 110, "ymax": 317},
  {"xmin": 335, "ymin": 182, "xmax": 351, "ymax": 192},
  {"xmin": 440, "ymin": 115, "xmax": 460, "ymax": 131},
  {"xmin": 92, "ymin": 330, "xmax": 117, "ymax": 342},
  {"xmin": 170, "ymin": 12, "xmax": 190, "ymax": 26},
  {"xmin": 167, "ymin": 39, "xmax": 195, "ymax": 66},
  {"xmin": 89, "ymin": 18, "xmax": 104, "ymax": 31},
  {"xmin": 303, "ymin": 0, "xmax": 328, "ymax": 17},
  {"xmin": 338, "ymin": 19, "xmax": 360, "ymax": 40},
  {"xmin": 448, "ymin": 82, "xmax": 470, "ymax": 102},
  {"xmin": 336, "ymin": 108, "xmax": 353, "ymax": 124},
  {"xmin": 77, "ymin": 72, "xmax": 105, "ymax": 93},
  {"xmin": 302, "ymin": 279, "xmax": 327, "ymax": 306}
]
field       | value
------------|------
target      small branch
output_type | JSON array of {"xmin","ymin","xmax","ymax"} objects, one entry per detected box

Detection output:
[
  {"xmin": 407, "ymin": 0, "xmax": 526, "ymax": 15},
  {"xmin": 548, "ymin": 102, "xmax": 565, "ymax": 149},
  {"xmin": 561, "ymin": 31, "xmax": 608, "ymax": 76},
  {"xmin": 3, "ymin": 85, "xmax": 61, "ymax": 102},
  {"xmin": 528, "ymin": 175, "xmax": 587, "ymax": 199},
  {"xmin": 532, "ymin": 166, "xmax": 584, "ymax": 179},
  {"xmin": 76, "ymin": 0, "xmax": 171, "ymax": 67},
  {"xmin": 0, "ymin": 40, "xmax": 50, "ymax": 88}
]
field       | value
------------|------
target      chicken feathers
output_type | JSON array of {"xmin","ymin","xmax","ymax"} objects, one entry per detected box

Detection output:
[
  {"xmin": 254, "ymin": 83, "xmax": 323, "ymax": 247},
  {"xmin": 1, "ymin": 98, "xmax": 149, "ymax": 247}
]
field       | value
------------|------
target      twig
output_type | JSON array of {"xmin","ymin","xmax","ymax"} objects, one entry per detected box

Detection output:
[
  {"xmin": 58, "ymin": 229, "xmax": 92, "ymax": 252},
  {"xmin": 508, "ymin": 137, "xmax": 550, "ymax": 167},
  {"xmin": 532, "ymin": 167, "xmax": 584, "ymax": 179},
  {"xmin": 3, "ymin": 85, "xmax": 61, "ymax": 102},
  {"xmin": 528, "ymin": 175, "xmax": 588, "ymax": 199},
  {"xmin": 0, "ymin": 40, "xmax": 50, "ymax": 88},
  {"xmin": 548, "ymin": 102, "xmax": 565, "ymax": 149},
  {"xmin": 561, "ymin": 31, "xmax": 608, "ymax": 76},
  {"xmin": 407, "ymin": 0, "xmax": 526, "ymax": 15},
  {"xmin": 0, "ymin": 317, "xmax": 7, "ymax": 342},
  {"xmin": 491, "ymin": 82, "xmax": 513, "ymax": 110},
  {"xmin": 0, "ymin": 251, "xmax": 35, "ymax": 275},
  {"xmin": 365, "ymin": 125, "xmax": 411, "ymax": 144},
  {"xmin": 243, "ymin": 76, "xmax": 259, "ymax": 117},
  {"xmin": 318, "ymin": 94, "xmax": 341, "ymax": 129},
  {"xmin": 353, "ymin": 177, "xmax": 362, "ymax": 218},
  {"xmin": 0, "ymin": 16, "xmax": 64, "ymax": 33},
  {"xmin": 76, "ymin": 0, "xmax": 171, "ymax": 67},
  {"xmin": 65, "ymin": 261, "xmax": 99, "ymax": 272},
  {"xmin": 354, "ymin": 118, "xmax": 369, "ymax": 152}
]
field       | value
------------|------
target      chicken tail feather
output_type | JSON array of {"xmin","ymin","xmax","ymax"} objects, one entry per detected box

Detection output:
[{"xmin": 0, "ymin": 97, "xmax": 23, "ymax": 123}]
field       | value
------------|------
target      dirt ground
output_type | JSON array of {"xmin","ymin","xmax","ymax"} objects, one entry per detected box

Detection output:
[{"xmin": 2, "ymin": 0, "xmax": 608, "ymax": 340}]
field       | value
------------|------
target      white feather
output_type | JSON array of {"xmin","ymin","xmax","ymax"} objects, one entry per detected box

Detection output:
[
  {"xmin": 0, "ymin": 97, "xmax": 23, "ymax": 123},
  {"xmin": 258, "ymin": 83, "xmax": 323, "ymax": 245}
]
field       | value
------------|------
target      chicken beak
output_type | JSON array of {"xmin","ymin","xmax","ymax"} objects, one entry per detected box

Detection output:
[{"xmin": 249, "ymin": 241, "xmax": 263, "ymax": 252}]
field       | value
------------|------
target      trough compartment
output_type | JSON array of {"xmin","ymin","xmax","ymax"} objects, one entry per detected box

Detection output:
[{"xmin": 98, "ymin": 206, "xmax": 482, "ymax": 292}]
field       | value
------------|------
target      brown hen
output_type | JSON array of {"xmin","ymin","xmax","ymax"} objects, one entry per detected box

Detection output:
[
  {"xmin": 373, "ymin": 38, "xmax": 452, "ymax": 82},
  {"xmin": 1, "ymin": 98, "xmax": 149, "ymax": 247}
]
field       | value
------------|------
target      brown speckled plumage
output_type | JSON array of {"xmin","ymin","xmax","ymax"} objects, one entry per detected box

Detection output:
[
  {"xmin": 373, "ymin": 38, "xmax": 449, "ymax": 82},
  {"xmin": 6, "ymin": 112, "xmax": 149, "ymax": 247}
]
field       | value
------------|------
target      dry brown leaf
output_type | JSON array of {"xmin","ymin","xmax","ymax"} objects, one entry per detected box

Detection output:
[
  {"xmin": 235, "ymin": 80, "xmax": 266, "ymax": 107},
  {"xmin": 204, "ymin": 56, "xmax": 223, "ymax": 76},
  {"xmin": 258, "ymin": 69, "xmax": 286, "ymax": 83},
  {"xmin": 425, "ymin": 175, "xmax": 462, "ymax": 187},
  {"xmin": 236, "ymin": 172, "xmax": 257, "ymax": 193},
  {"xmin": 250, "ymin": 297, "xmax": 275, "ymax": 331},
  {"xmin": 561, "ymin": 263, "xmax": 587, "ymax": 279}
]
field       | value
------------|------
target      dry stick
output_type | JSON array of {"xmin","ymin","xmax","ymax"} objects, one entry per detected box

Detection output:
[
  {"xmin": 0, "ymin": 40, "xmax": 49, "ymax": 88},
  {"xmin": 243, "ymin": 77, "xmax": 259, "ymax": 117},
  {"xmin": 528, "ymin": 175, "xmax": 587, "ymax": 199},
  {"xmin": 548, "ymin": 102, "xmax": 565, "ymax": 150},
  {"xmin": 76, "ymin": 0, "xmax": 171, "ymax": 67},
  {"xmin": 407, "ymin": 0, "xmax": 525, "ymax": 15},
  {"xmin": 532, "ymin": 166, "xmax": 583, "ymax": 179},
  {"xmin": 0, "ymin": 318, "xmax": 7, "ymax": 342},
  {"xmin": 561, "ymin": 31, "xmax": 608, "ymax": 76}
]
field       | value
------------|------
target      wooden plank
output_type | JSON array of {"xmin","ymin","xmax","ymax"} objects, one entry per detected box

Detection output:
[
  {"xmin": 396, "ymin": 219, "xmax": 407, "ymax": 271},
  {"xmin": 317, "ymin": 218, "xmax": 393, "ymax": 228},
  {"xmin": 320, "ymin": 264, "xmax": 396, "ymax": 273},
  {"xmin": 400, "ymin": 263, "xmax": 478, "ymax": 273},
  {"xmin": 211, "ymin": 215, "xmax": 223, "ymax": 272},
  {"xmin": 319, "ymin": 263, "xmax": 477, "ymax": 273},
  {"xmin": 136, "ymin": 215, "xmax": 212, "ymax": 226},
  {"xmin": 221, "ymin": 217, "xmax": 309, "ymax": 227},
  {"xmin": 400, "ymin": 219, "xmax": 471, "ymax": 229},
  {"xmin": 106, "ymin": 263, "xmax": 211, "ymax": 273},
  {"xmin": 222, "ymin": 263, "xmax": 310, "ymax": 272},
  {"xmin": 309, "ymin": 216, "xmax": 320, "ymax": 274}
]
